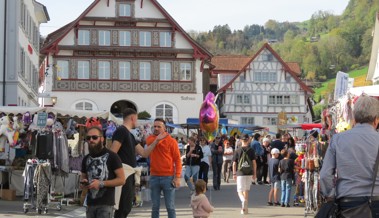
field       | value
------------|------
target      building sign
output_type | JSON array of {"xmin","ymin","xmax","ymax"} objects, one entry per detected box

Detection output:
[
  {"xmin": 181, "ymin": 96, "xmax": 195, "ymax": 101},
  {"xmin": 334, "ymin": 71, "xmax": 349, "ymax": 100},
  {"xmin": 37, "ymin": 112, "xmax": 47, "ymax": 127}
]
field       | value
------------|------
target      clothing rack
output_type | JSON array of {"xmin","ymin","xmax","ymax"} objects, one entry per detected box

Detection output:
[{"xmin": 22, "ymin": 159, "xmax": 62, "ymax": 214}]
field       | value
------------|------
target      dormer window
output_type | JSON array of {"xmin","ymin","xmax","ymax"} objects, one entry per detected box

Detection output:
[{"xmin": 119, "ymin": 3, "xmax": 131, "ymax": 17}]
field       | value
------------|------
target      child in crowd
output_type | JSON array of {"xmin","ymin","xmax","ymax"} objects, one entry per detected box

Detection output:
[
  {"xmin": 278, "ymin": 149, "xmax": 295, "ymax": 207},
  {"xmin": 190, "ymin": 179, "xmax": 214, "ymax": 218},
  {"xmin": 267, "ymin": 148, "xmax": 280, "ymax": 206}
]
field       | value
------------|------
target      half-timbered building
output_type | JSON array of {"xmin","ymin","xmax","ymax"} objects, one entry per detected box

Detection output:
[
  {"xmin": 215, "ymin": 43, "xmax": 314, "ymax": 132},
  {"xmin": 41, "ymin": 0, "xmax": 211, "ymax": 123}
]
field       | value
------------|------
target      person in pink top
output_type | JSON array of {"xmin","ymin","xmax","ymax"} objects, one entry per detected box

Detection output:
[{"xmin": 191, "ymin": 179, "xmax": 214, "ymax": 218}]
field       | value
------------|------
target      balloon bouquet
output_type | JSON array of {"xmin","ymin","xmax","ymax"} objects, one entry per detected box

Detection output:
[{"xmin": 199, "ymin": 92, "xmax": 219, "ymax": 142}]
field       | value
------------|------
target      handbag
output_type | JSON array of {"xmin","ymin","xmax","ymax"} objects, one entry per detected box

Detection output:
[{"xmin": 315, "ymin": 200, "xmax": 339, "ymax": 218}]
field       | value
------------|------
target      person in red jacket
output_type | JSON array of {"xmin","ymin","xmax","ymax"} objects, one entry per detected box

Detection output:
[{"xmin": 146, "ymin": 118, "xmax": 182, "ymax": 218}]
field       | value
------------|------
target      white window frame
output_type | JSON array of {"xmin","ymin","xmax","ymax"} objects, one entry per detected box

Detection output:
[
  {"xmin": 284, "ymin": 95, "xmax": 290, "ymax": 104},
  {"xmin": 218, "ymin": 74, "xmax": 234, "ymax": 87},
  {"xmin": 119, "ymin": 3, "xmax": 131, "ymax": 17},
  {"xmin": 236, "ymin": 94, "xmax": 250, "ymax": 105},
  {"xmin": 155, "ymin": 104, "xmax": 173, "ymax": 120},
  {"xmin": 263, "ymin": 117, "xmax": 278, "ymax": 125},
  {"xmin": 77, "ymin": 61, "xmax": 90, "ymax": 79},
  {"xmin": 72, "ymin": 100, "xmax": 98, "ymax": 111},
  {"xmin": 139, "ymin": 31, "xmax": 151, "ymax": 47},
  {"xmin": 119, "ymin": 61, "xmax": 131, "ymax": 80},
  {"xmin": 254, "ymin": 71, "xmax": 277, "ymax": 82},
  {"xmin": 241, "ymin": 117, "xmax": 254, "ymax": 125},
  {"xmin": 139, "ymin": 62, "xmax": 151, "ymax": 80},
  {"xmin": 119, "ymin": 31, "xmax": 131, "ymax": 46},
  {"xmin": 98, "ymin": 30, "xmax": 111, "ymax": 46},
  {"xmin": 98, "ymin": 61, "xmax": 111, "ymax": 79},
  {"xmin": 78, "ymin": 30, "xmax": 90, "ymax": 45},
  {"xmin": 180, "ymin": 63, "xmax": 191, "ymax": 81},
  {"xmin": 268, "ymin": 95, "xmax": 297, "ymax": 105},
  {"xmin": 57, "ymin": 60, "xmax": 69, "ymax": 79},
  {"xmin": 160, "ymin": 62, "xmax": 171, "ymax": 80},
  {"xmin": 290, "ymin": 95, "xmax": 298, "ymax": 104},
  {"xmin": 159, "ymin": 32, "xmax": 171, "ymax": 47}
]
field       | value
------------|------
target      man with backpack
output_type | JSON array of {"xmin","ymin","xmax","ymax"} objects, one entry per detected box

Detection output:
[{"xmin": 232, "ymin": 134, "xmax": 257, "ymax": 215}]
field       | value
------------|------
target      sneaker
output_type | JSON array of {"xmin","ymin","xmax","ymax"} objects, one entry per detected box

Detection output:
[
  {"xmin": 240, "ymin": 208, "xmax": 248, "ymax": 215},
  {"xmin": 257, "ymin": 181, "xmax": 263, "ymax": 185},
  {"xmin": 286, "ymin": 204, "xmax": 290, "ymax": 208},
  {"xmin": 267, "ymin": 202, "xmax": 273, "ymax": 206},
  {"xmin": 281, "ymin": 203, "xmax": 285, "ymax": 207},
  {"xmin": 274, "ymin": 202, "xmax": 281, "ymax": 206}
]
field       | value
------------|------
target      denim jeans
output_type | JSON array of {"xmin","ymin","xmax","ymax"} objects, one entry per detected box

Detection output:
[
  {"xmin": 86, "ymin": 205, "xmax": 113, "ymax": 218},
  {"xmin": 184, "ymin": 165, "xmax": 200, "ymax": 191},
  {"xmin": 281, "ymin": 178, "xmax": 292, "ymax": 205},
  {"xmin": 150, "ymin": 175, "xmax": 176, "ymax": 218}
]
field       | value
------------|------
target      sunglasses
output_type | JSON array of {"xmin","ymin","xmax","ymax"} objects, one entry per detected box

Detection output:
[{"xmin": 86, "ymin": 135, "xmax": 101, "ymax": 141}]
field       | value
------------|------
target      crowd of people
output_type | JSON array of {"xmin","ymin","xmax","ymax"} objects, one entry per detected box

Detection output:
[{"xmin": 78, "ymin": 95, "xmax": 379, "ymax": 218}]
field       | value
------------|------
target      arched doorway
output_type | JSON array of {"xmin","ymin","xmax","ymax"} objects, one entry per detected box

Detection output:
[{"xmin": 110, "ymin": 100, "xmax": 137, "ymax": 118}]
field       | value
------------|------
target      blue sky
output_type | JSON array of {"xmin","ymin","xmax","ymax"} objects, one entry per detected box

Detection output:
[{"xmin": 38, "ymin": 0, "xmax": 349, "ymax": 36}]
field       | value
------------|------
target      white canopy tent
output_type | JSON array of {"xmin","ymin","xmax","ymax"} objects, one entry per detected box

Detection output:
[
  {"xmin": 0, "ymin": 106, "xmax": 123, "ymax": 124},
  {"xmin": 348, "ymin": 85, "xmax": 379, "ymax": 97}
]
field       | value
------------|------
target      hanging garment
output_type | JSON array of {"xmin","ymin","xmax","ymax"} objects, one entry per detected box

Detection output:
[
  {"xmin": 33, "ymin": 163, "xmax": 51, "ymax": 209},
  {"xmin": 36, "ymin": 132, "xmax": 54, "ymax": 159},
  {"xmin": 23, "ymin": 161, "xmax": 36, "ymax": 201}
]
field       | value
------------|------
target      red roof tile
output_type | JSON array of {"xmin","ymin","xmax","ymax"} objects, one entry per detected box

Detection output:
[
  {"xmin": 211, "ymin": 56, "xmax": 251, "ymax": 73},
  {"xmin": 286, "ymin": 62, "xmax": 301, "ymax": 76}
]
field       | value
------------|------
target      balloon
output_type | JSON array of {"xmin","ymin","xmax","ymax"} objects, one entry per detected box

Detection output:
[{"xmin": 199, "ymin": 92, "xmax": 219, "ymax": 141}]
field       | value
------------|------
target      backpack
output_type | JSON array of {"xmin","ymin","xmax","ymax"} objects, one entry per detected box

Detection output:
[{"xmin": 238, "ymin": 147, "xmax": 253, "ymax": 175}]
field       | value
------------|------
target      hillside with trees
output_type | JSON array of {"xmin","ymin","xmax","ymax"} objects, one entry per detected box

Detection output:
[{"xmin": 192, "ymin": 0, "xmax": 379, "ymax": 102}]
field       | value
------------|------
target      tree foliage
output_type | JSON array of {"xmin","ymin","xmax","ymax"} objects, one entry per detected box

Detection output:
[{"xmin": 193, "ymin": 0, "xmax": 379, "ymax": 90}]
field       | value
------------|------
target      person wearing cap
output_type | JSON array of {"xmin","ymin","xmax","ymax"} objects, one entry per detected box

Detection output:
[
  {"xmin": 267, "ymin": 148, "xmax": 280, "ymax": 206},
  {"xmin": 320, "ymin": 95, "xmax": 379, "ymax": 217},
  {"xmin": 232, "ymin": 134, "xmax": 257, "ymax": 215}
]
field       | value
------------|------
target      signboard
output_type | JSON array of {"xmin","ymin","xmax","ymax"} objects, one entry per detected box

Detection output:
[
  {"xmin": 37, "ymin": 112, "xmax": 47, "ymax": 127},
  {"xmin": 334, "ymin": 71, "xmax": 349, "ymax": 100}
]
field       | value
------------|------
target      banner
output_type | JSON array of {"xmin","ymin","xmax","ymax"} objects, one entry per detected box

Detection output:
[{"xmin": 334, "ymin": 71, "xmax": 349, "ymax": 100}]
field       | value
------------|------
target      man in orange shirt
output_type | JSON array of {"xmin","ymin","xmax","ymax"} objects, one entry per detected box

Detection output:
[{"xmin": 146, "ymin": 118, "xmax": 182, "ymax": 218}]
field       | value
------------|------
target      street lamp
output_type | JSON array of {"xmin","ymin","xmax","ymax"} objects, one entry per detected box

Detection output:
[{"xmin": 51, "ymin": 97, "xmax": 57, "ymax": 105}]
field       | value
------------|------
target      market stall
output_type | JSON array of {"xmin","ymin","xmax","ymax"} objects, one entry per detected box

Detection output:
[{"xmin": 0, "ymin": 106, "xmax": 121, "ymax": 203}]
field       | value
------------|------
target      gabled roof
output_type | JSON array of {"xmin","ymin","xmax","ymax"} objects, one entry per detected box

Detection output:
[
  {"xmin": 217, "ymin": 43, "xmax": 314, "ymax": 94},
  {"xmin": 211, "ymin": 56, "xmax": 251, "ymax": 73},
  {"xmin": 41, "ymin": 0, "xmax": 211, "ymax": 60}
]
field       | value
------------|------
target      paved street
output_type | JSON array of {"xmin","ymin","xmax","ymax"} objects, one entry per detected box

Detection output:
[{"xmin": 0, "ymin": 178, "xmax": 309, "ymax": 218}]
